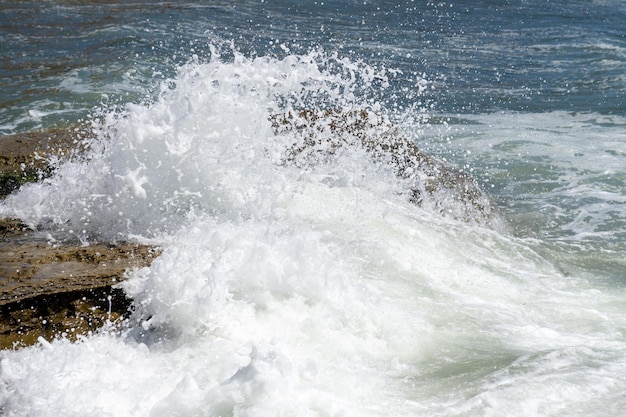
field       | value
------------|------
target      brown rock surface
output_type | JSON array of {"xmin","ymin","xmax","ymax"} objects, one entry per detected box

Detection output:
[
  {"xmin": 0, "ymin": 219, "xmax": 158, "ymax": 349},
  {"xmin": 0, "ymin": 129, "xmax": 157, "ymax": 349},
  {"xmin": 0, "ymin": 217, "xmax": 158, "ymax": 349},
  {"xmin": 0, "ymin": 127, "xmax": 91, "ymax": 197}
]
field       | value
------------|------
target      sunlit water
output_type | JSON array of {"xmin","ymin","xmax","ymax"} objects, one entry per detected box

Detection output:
[{"xmin": 1, "ymin": 1, "xmax": 625, "ymax": 416}]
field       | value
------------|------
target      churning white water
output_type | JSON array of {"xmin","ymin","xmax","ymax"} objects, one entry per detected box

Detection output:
[{"xmin": 1, "ymin": 50, "xmax": 625, "ymax": 417}]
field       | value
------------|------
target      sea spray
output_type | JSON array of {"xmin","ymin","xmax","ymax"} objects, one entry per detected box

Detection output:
[{"xmin": 0, "ymin": 49, "xmax": 411, "ymax": 240}]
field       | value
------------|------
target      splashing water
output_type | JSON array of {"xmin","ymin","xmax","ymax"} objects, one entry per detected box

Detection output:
[
  {"xmin": 2, "ymin": 49, "xmax": 626, "ymax": 417},
  {"xmin": 2, "ymin": 50, "xmax": 421, "ymax": 237}
]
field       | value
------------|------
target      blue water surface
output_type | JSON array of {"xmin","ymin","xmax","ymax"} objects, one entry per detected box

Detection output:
[{"xmin": 2, "ymin": 0, "xmax": 626, "ymax": 134}]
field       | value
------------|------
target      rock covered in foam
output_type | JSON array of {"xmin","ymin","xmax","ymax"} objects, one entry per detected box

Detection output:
[{"xmin": 271, "ymin": 109, "xmax": 497, "ymax": 225}]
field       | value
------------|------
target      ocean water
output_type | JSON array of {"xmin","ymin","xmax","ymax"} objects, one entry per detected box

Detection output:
[{"xmin": 1, "ymin": 1, "xmax": 625, "ymax": 416}]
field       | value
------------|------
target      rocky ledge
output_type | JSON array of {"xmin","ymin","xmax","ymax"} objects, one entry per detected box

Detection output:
[{"xmin": 0, "ymin": 130, "xmax": 158, "ymax": 349}]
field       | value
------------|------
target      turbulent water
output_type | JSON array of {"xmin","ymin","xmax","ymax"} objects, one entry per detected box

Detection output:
[{"xmin": 1, "ymin": 1, "xmax": 625, "ymax": 416}]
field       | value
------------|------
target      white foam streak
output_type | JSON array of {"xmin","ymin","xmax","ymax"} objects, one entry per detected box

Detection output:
[{"xmin": 426, "ymin": 111, "xmax": 626, "ymax": 243}]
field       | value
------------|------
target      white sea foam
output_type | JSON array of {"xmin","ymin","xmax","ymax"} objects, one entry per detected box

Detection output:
[
  {"xmin": 2, "ymin": 51, "xmax": 626, "ymax": 416},
  {"xmin": 421, "ymin": 111, "xmax": 626, "ymax": 244}
]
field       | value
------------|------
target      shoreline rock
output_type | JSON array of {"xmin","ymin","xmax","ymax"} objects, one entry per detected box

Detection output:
[
  {"xmin": 0, "ymin": 127, "xmax": 91, "ymax": 198},
  {"xmin": 0, "ymin": 130, "xmax": 156, "ymax": 349},
  {"xmin": 271, "ymin": 109, "xmax": 496, "ymax": 224},
  {"xmin": 0, "ymin": 217, "xmax": 158, "ymax": 349}
]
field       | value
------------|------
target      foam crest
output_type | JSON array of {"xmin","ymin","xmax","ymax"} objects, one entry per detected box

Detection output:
[
  {"xmin": 4, "ymin": 193, "xmax": 626, "ymax": 416},
  {"xmin": 124, "ymin": 220, "xmax": 347, "ymax": 337}
]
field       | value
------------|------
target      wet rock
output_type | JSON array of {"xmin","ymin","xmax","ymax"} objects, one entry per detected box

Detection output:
[
  {"xmin": 0, "ymin": 217, "xmax": 158, "ymax": 349},
  {"xmin": 0, "ymin": 129, "xmax": 157, "ymax": 349},
  {"xmin": 271, "ymin": 109, "xmax": 496, "ymax": 224},
  {"xmin": 0, "ymin": 127, "xmax": 91, "ymax": 198}
]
